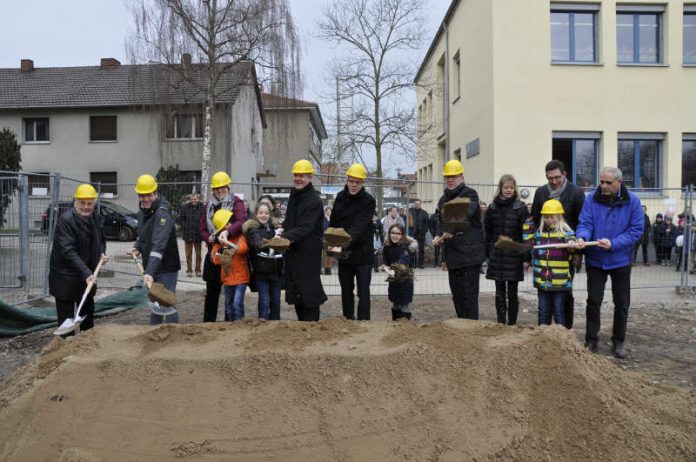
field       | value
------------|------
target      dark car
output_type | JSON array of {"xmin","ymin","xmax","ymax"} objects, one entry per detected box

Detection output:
[{"xmin": 42, "ymin": 200, "xmax": 139, "ymax": 241}]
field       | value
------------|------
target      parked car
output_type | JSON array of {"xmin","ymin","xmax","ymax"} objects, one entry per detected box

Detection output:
[{"xmin": 42, "ymin": 200, "xmax": 138, "ymax": 241}]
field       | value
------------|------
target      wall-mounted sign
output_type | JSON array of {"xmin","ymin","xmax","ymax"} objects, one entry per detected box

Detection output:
[{"xmin": 466, "ymin": 138, "xmax": 480, "ymax": 158}]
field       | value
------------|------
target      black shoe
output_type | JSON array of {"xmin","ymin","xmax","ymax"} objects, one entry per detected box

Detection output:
[
  {"xmin": 585, "ymin": 340, "xmax": 598, "ymax": 353},
  {"xmin": 612, "ymin": 341, "xmax": 626, "ymax": 359},
  {"xmin": 418, "ymin": 265, "xmax": 424, "ymax": 269}
]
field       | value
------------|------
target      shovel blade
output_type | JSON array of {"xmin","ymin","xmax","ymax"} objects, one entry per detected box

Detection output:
[
  {"xmin": 147, "ymin": 301, "xmax": 178, "ymax": 317},
  {"xmin": 54, "ymin": 317, "xmax": 81, "ymax": 336}
]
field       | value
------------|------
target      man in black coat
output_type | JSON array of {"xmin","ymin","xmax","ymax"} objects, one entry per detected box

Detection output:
[
  {"xmin": 329, "ymin": 163, "xmax": 376, "ymax": 320},
  {"xmin": 429, "ymin": 212, "xmax": 441, "ymax": 267},
  {"xmin": 434, "ymin": 160, "xmax": 486, "ymax": 320},
  {"xmin": 49, "ymin": 184, "xmax": 106, "ymax": 336},
  {"xmin": 633, "ymin": 205, "xmax": 651, "ymax": 265},
  {"xmin": 179, "ymin": 193, "xmax": 203, "ymax": 277},
  {"xmin": 281, "ymin": 160, "xmax": 328, "ymax": 321},
  {"xmin": 531, "ymin": 160, "xmax": 585, "ymax": 329},
  {"xmin": 408, "ymin": 200, "xmax": 430, "ymax": 268}
]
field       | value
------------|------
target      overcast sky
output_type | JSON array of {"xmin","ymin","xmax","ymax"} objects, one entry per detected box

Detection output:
[{"xmin": 0, "ymin": 0, "xmax": 450, "ymax": 172}]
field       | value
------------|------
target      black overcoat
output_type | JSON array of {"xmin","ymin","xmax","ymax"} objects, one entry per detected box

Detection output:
[
  {"xmin": 49, "ymin": 208, "xmax": 106, "ymax": 300},
  {"xmin": 436, "ymin": 183, "xmax": 486, "ymax": 269},
  {"xmin": 484, "ymin": 195, "xmax": 528, "ymax": 282},
  {"xmin": 329, "ymin": 186, "xmax": 376, "ymax": 266},
  {"xmin": 282, "ymin": 183, "xmax": 327, "ymax": 306}
]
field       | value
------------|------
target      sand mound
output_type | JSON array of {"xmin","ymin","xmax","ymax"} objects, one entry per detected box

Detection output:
[{"xmin": 1, "ymin": 319, "xmax": 695, "ymax": 461}]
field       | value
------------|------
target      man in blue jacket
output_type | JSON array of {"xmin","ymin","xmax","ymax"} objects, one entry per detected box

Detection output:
[{"xmin": 573, "ymin": 167, "xmax": 643, "ymax": 358}]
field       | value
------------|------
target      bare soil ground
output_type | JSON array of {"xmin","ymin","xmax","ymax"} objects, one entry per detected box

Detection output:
[{"xmin": 0, "ymin": 289, "xmax": 695, "ymax": 460}]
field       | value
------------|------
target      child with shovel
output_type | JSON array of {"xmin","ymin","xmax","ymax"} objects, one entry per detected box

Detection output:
[
  {"xmin": 530, "ymin": 199, "xmax": 576, "ymax": 326},
  {"xmin": 211, "ymin": 209, "xmax": 250, "ymax": 321}
]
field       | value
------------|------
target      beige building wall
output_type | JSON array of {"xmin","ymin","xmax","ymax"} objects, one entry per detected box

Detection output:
[{"xmin": 417, "ymin": 0, "xmax": 696, "ymax": 215}]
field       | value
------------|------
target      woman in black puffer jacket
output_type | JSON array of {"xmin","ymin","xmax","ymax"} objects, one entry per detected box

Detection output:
[{"xmin": 484, "ymin": 174, "xmax": 529, "ymax": 325}]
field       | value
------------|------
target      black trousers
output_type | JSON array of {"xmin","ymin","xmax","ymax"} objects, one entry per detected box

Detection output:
[
  {"xmin": 563, "ymin": 265, "xmax": 576, "ymax": 329},
  {"xmin": 338, "ymin": 263, "xmax": 372, "ymax": 320},
  {"xmin": 414, "ymin": 237, "xmax": 426, "ymax": 267},
  {"xmin": 433, "ymin": 243, "xmax": 441, "ymax": 266},
  {"xmin": 56, "ymin": 297, "xmax": 95, "ymax": 337},
  {"xmin": 585, "ymin": 265, "xmax": 631, "ymax": 344},
  {"xmin": 633, "ymin": 242, "xmax": 649, "ymax": 263},
  {"xmin": 294, "ymin": 302, "xmax": 320, "ymax": 322},
  {"xmin": 204, "ymin": 279, "xmax": 223, "ymax": 322},
  {"xmin": 494, "ymin": 280, "xmax": 519, "ymax": 325},
  {"xmin": 448, "ymin": 265, "xmax": 481, "ymax": 320}
]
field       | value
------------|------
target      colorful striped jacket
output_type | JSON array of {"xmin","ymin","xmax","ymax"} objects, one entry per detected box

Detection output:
[{"xmin": 528, "ymin": 226, "xmax": 575, "ymax": 291}]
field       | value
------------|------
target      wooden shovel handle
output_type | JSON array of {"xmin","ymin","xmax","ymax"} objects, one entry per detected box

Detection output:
[{"xmin": 534, "ymin": 241, "xmax": 600, "ymax": 250}]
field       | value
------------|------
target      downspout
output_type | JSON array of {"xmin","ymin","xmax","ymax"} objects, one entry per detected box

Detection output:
[{"xmin": 444, "ymin": 22, "xmax": 450, "ymax": 166}]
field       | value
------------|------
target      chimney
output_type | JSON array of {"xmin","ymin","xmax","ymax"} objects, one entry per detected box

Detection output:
[
  {"xmin": 20, "ymin": 59, "xmax": 34, "ymax": 73},
  {"xmin": 181, "ymin": 53, "xmax": 192, "ymax": 68},
  {"xmin": 100, "ymin": 58, "xmax": 121, "ymax": 69}
]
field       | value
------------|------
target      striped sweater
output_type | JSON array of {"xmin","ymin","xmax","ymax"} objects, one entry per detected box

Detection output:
[{"xmin": 529, "ymin": 226, "xmax": 575, "ymax": 291}]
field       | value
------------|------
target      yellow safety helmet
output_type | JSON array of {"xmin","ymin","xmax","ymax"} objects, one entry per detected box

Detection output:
[
  {"xmin": 346, "ymin": 163, "xmax": 367, "ymax": 180},
  {"xmin": 292, "ymin": 159, "xmax": 315, "ymax": 175},
  {"xmin": 134, "ymin": 174, "xmax": 157, "ymax": 195},
  {"xmin": 211, "ymin": 171, "xmax": 232, "ymax": 189},
  {"xmin": 73, "ymin": 183, "xmax": 98, "ymax": 200},
  {"xmin": 213, "ymin": 209, "xmax": 234, "ymax": 233},
  {"xmin": 442, "ymin": 159, "xmax": 464, "ymax": 176},
  {"xmin": 540, "ymin": 199, "xmax": 564, "ymax": 215}
]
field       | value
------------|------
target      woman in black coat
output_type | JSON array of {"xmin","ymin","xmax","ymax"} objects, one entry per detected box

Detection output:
[
  {"xmin": 49, "ymin": 184, "xmax": 106, "ymax": 335},
  {"xmin": 484, "ymin": 174, "xmax": 529, "ymax": 325},
  {"xmin": 281, "ymin": 166, "xmax": 327, "ymax": 321}
]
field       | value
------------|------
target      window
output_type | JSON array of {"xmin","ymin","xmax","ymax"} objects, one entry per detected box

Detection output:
[
  {"xmin": 90, "ymin": 116, "xmax": 117, "ymax": 141},
  {"xmin": 683, "ymin": 135, "xmax": 696, "ymax": 187},
  {"xmin": 550, "ymin": 4, "xmax": 599, "ymax": 63},
  {"xmin": 685, "ymin": 7, "xmax": 696, "ymax": 64},
  {"xmin": 28, "ymin": 173, "xmax": 50, "ymax": 195},
  {"xmin": 617, "ymin": 135, "xmax": 663, "ymax": 189},
  {"xmin": 23, "ymin": 118, "xmax": 49, "ymax": 143},
  {"xmin": 90, "ymin": 172, "xmax": 118, "ymax": 196},
  {"xmin": 616, "ymin": 6, "xmax": 664, "ymax": 64},
  {"xmin": 452, "ymin": 50, "xmax": 461, "ymax": 100},
  {"xmin": 166, "ymin": 113, "xmax": 203, "ymax": 139},
  {"xmin": 454, "ymin": 148, "xmax": 462, "ymax": 161},
  {"xmin": 552, "ymin": 132, "xmax": 600, "ymax": 188}
]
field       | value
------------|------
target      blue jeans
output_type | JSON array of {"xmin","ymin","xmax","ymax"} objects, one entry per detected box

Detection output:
[
  {"xmin": 538, "ymin": 290, "xmax": 566, "ymax": 326},
  {"xmin": 256, "ymin": 279, "xmax": 281, "ymax": 320},
  {"xmin": 150, "ymin": 271, "xmax": 179, "ymax": 325},
  {"xmin": 224, "ymin": 284, "xmax": 247, "ymax": 321}
]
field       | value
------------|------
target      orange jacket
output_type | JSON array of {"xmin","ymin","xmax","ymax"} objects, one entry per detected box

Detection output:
[{"xmin": 212, "ymin": 234, "xmax": 250, "ymax": 286}]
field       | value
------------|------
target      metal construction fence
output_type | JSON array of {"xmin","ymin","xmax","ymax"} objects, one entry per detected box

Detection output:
[{"xmin": 1, "ymin": 170, "xmax": 695, "ymax": 305}]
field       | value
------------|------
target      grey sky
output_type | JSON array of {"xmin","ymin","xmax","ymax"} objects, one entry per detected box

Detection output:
[{"xmin": 0, "ymin": 0, "xmax": 451, "ymax": 172}]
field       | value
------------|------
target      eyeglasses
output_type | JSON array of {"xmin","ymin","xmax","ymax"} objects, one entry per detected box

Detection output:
[
  {"xmin": 390, "ymin": 232, "xmax": 403, "ymax": 235},
  {"xmin": 546, "ymin": 175, "xmax": 563, "ymax": 181},
  {"xmin": 599, "ymin": 180, "xmax": 614, "ymax": 185}
]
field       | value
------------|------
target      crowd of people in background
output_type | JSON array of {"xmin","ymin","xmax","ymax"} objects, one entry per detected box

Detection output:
[{"xmin": 52, "ymin": 154, "xmax": 690, "ymax": 360}]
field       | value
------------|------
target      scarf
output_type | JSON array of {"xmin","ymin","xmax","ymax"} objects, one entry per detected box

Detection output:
[
  {"xmin": 206, "ymin": 192, "xmax": 234, "ymax": 235},
  {"xmin": 547, "ymin": 178, "xmax": 568, "ymax": 199}
]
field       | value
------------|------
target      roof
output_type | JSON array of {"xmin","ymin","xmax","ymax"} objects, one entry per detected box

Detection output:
[
  {"xmin": 261, "ymin": 92, "xmax": 328, "ymax": 140},
  {"xmin": 414, "ymin": 0, "xmax": 460, "ymax": 83},
  {"xmin": 0, "ymin": 61, "xmax": 256, "ymax": 110}
]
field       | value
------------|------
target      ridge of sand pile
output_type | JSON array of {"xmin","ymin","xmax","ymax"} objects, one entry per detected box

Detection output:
[{"xmin": 1, "ymin": 319, "xmax": 695, "ymax": 461}]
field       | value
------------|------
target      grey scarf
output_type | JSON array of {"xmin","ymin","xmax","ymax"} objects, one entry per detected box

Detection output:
[
  {"xmin": 206, "ymin": 193, "xmax": 234, "ymax": 235},
  {"xmin": 548, "ymin": 178, "xmax": 568, "ymax": 199}
]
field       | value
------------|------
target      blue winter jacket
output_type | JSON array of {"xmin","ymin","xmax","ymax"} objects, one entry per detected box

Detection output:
[{"xmin": 575, "ymin": 184, "xmax": 644, "ymax": 270}]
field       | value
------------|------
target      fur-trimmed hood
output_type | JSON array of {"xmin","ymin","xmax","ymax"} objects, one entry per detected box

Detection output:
[{"xmin": 242, "ymin": 216, "xmax": 280, "ymax": 234}]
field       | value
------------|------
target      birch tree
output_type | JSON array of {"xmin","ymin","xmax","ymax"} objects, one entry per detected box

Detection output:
[
  {"xmin": 317, "ymin": 0, "xmax": 424, "ymax": 212},
  {"xmin": 128, "ymin": 0, "xmax": 301, "ymax": 200}
]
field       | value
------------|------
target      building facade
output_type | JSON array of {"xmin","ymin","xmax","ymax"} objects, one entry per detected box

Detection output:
[
  {"xmin": 0, "ymin": 58, "xmax": 265, "ymax": 205},
  {"xmin": 416, "ymin": 0, "xmax": 696, "ymax": 211}
]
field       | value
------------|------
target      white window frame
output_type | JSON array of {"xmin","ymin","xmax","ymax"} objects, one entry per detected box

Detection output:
[
  {"xmin": 23, "ymin": 117, "xmax": 50, "ymax": 144},
  {"xmin": 166, "ymin": 113, "xmax": 203, "ymax": 140}
]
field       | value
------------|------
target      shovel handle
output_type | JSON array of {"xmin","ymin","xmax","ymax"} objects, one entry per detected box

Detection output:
[
  {"xmin": 75, "ymin": 257, "xmax": 107, "ymax": 318},
  {"xmin": 534, "ymin": 241, "xmax": 600, "ymax": 250},
  {"xmin": 131, "ymin": 253, "xmax": 145, "ymax": 275}
]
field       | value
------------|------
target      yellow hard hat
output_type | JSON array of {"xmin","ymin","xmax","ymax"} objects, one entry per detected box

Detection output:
[
  {"xmin": 292, "ymin": 159, "xmax": 315, "ymax": 175},
  {"xmin": 540, "ymin": 199, "xmax": 564, "ymax": 215},
  {"xmin": 443, "ymin": 159, "xmax": 464, "ymax": 176},
  {"xmin": 346, "ymin": 163, "xmax": 367, "ymax": 180},
  {"xmin": 213, "ymin": 209, "xmax": 234, "ymax": 233},
  {"xmin": 74, "ymin": 183, "xmax": 98, "ymax": 200},
  {"xmin": 134, "ymin": 174, "xmax": 157, "ymax": 195},
  {"xmin": 211, "ymin": 171, "xmax": 232, "ymax": 189}
]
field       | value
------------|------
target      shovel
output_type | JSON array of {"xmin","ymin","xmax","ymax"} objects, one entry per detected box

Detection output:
[
  {"xmin": 494, "ymin": 235, "xmax": 600, "ymax": 253},
  {"xmin": 53, "ymin": 256, "xmax": 107, "ymax": 336},
  {"xmin": 131, "ymin": 254, "xmax": 178, "ymax": 317}
]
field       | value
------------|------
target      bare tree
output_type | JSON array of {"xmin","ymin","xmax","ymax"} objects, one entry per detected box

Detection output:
[
  {"xmin": 127, "ymin": 0, "xmax": 301, "ymax": 200},
  {"xmin": 317, "ymin": 0, "xmax": 424, "ymax": 211}
]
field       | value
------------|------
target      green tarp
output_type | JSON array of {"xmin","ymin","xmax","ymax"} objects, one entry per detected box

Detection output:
[{"xmin": 0, "ymin": 286, "xmax": 149, "ymax": 337}]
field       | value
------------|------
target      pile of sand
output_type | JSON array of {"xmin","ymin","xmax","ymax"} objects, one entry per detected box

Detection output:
[{"xmin": 1, "ymin": 318, "xmax": 695, "ymax": 461}]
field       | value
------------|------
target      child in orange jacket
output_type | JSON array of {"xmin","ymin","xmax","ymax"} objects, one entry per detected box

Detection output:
[{"xmin": 211, "ymin": 209, "xmax": 249, "ymax": 321}]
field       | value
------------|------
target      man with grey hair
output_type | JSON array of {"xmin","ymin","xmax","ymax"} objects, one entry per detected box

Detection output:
[{"xmin": 572, "ymin": 166, "xmax": 643, "ymax": 359}]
